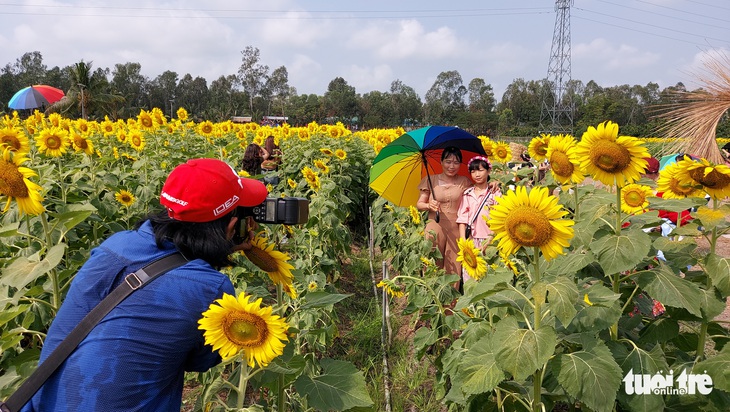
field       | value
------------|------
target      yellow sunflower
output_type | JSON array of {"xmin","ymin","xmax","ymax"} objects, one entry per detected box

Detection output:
[
  {"xmin": 479, "ymin": 136, "xmax": 494, "ymax": 157},
  {"xmin": 313, "ymin": 159, "xmax": 330, "ymax": 174},
  {"xmin": 72, "ymin": 133, "xmax": 95, "ymax": 155},
  {"xmin": 36, "ymin": 127, "xmax": 70, "ymax": 157},
  {"xmin": 114, "ymin": 189, "xmax": 136, "ymax": 207},
  {"xmin": 656, "ymin": 163, "xmax": 704, "ymax": 199},
  {"xmin": 297, "ymin": 129, "xmax": 311, "ymax": 141},
  {"xmin": 546, "ymin": 134, "xmax": 584, "ymax": 185},
  {"xmin": 376, "ymin": 279, "xmax": 405, "ymax": 298},
  {"xmin": 409, "ymin": 205, "xmax": 421, "ymax": 225},
  {"xmin": 137, "ymin": 110, "xmax": 156, "ymax": 131},
  {"xmin": 176, "ymin": 107, "xmax": 189, "ymax": 121},
  {"xmin": 335, "ymin": 149, "xmax": 347, "ymax": 160},
  {"xmin": 198, "ymin": 292, "xmax": 289, "ymax": 366},
  {"xmin": 528, "ymin": 134, "xmax": 551, "ymax": 162},
  {"xmin": 128, "ymin": 129, "xmax": 146, "ymax": 152},
  {"xmin": 100, "ymin": 118, "xmax": 116, "ymax": 136},
  {"xmin": 457, "ymin": 238, "xmax": 487, "ymax": 280},
  {"xmin": 487, "ymin": 186, "xmax": 574, "ymax": 261},
  {"xmin": 116, "ymin": 129, "xmax": 128, "ymax": 144},
  {"xmin": 244, "ymin": 236, "xmax": 297, "ymax": 299},
  {"xmin": 74, "ymin": 118, "xmax": 91, "ymax": 134},
  {"xmin": 574, "ymin": 121, "xmax": 649, "ymax": 187},
  {"xmin": 0, "ymin": 149, "xmax": 44, "ymax": 215},
  {"xmin": 676, "ymin": 157, "xmax": 730, "ymax": 200},
  {"xmin": 301, "ymin": 166, "xmax": 321, "ymax": 191},
  {"xmin": 0, "ymin": 127, "xmax": 30, "ymax": 154},
  {"xmin": 319, "ymin": 148, "xmax": 333, "ymax": 156},
  {"xmin": 197, "ymin": 120, "xmax": 215, "ymax": 137},
  {"xmin": 287, "ymin": 178, "xmax": 297, "ymax": 189},
  {"xmin": 620, "ymin": 184, "xmax": 653, "ymax": 215},
  {"xmin": 492, "ymin": 141, "xmax": 512, "ymax": 163}
]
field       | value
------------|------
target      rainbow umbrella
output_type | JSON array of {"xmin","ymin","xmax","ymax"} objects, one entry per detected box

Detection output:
[
  {"xmin": 8, "ymin": 85, "xmax": 65, "ymax": 110},
  {"xmin": 369, "ymin": 126, "xmax": 486, "ymax": 207}
]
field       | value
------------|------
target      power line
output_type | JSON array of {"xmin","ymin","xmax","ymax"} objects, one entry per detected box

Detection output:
[
  {"xmin": 682, "ymin": 0, "xmax": 730, "ymax": 11},
  {"xmin": 573, "ymin": 15, "xmax": 721, "ymax": 48},
  {"xmin": 631, "ymin": 0, "xmax": 730, "ymax": 23},
  {"xmin": 575, "ymin": 7, "xmax": 728, "ymax": 43},
  {"xmin": 594, "ymin": 0, "xmax": 728, "ymax": 30}
]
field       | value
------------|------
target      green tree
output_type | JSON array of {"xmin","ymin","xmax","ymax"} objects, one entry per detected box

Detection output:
[
  {"xmin": 322, "ymin": 77, "xmax": 359, "ymax": 123},
  {"xmin": 390, "ymin": 79, "xmax": 422, "ymax": 127},
  {"xmin": 238, "ymin": 46, "xmax": 269, "ymax": 116},
  {"xmin": 49, "ymin": 60, "xmax": 122, "ymax": 120},
  {"xmin": 148, "ymin": 70, "xmax": 179, "ymax": 118},
  {"xmin": 110, "ymin": 62, "xmax": 148, "ymax": 118},
  {"xmin": 175, "ymin": 74, "xmax": 209, "ymax": 118},
  {"xmin": 266, "ymin": 66, "xmax": 291, "ymax": 117},
  {"xmin": 424, "ymin": 70, "xmax": 467, "ymax": 125}
]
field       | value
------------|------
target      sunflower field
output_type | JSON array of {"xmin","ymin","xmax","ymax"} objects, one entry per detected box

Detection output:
[{"xmin": 1, "ymin": 109, "xmax": 730, "ymax": 411}]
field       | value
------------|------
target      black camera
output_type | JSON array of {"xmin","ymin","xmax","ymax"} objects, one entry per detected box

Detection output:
[{"xmin": 237, "ymin": 197, "xmax": 309, "ymax": 225}]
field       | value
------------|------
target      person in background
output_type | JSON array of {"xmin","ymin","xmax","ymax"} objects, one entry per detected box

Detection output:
[
  {"xmin": 20, "ymin": 158, "xmax": 268, "ymax": 411},
  {"xmin": 416, "ymin": 146, "xmax": 471, "ymax": 276},
  {"xmin": 457, "ymin": 156, "xmax": 501, "ymax": 283},
  {"xmin": 241, "ymin": 143, "xmax": 265, "ymax": 176},
  {"xmin": 261, "ymin": 135, "xmax": 282, "ymax": 172}
]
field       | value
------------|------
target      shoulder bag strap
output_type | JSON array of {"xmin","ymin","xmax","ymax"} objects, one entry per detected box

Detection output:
[
  {"xmin": 468, "ymin": 189, "xmax": 492, "ymax": 228},
  {"xmin": 0, "ymin": 252, "xmax": 188, "ymax": 412}
]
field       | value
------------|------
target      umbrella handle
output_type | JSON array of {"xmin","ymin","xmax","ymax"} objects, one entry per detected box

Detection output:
[{"xmin": 435, "ymin": 210, "xmax": 440, "ymax": 223}]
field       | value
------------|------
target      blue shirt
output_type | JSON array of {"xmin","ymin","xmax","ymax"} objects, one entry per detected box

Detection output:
[{"xmin": 22, "ymin": 221, "xmax": 235, "ymax": 411}]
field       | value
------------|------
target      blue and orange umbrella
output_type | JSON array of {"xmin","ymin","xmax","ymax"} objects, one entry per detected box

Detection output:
[
  {"xmin": 8, "ymin": 85, "xmax": 65, "ymax": 110},
  {"xmin": 369, "ymin": 126, "xmax": 486, "ymax": 207}
]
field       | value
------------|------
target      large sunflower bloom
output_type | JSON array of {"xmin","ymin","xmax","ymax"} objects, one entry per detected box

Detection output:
[
  {"xmin": 36, "ymin": 127, "xmax": 70, "ymax": 157},
  {"xmin": 492, "ymin": 141, "xmax": 512, "ymax": 163},
  {"xmin": 0, "ymin": 127, "xmax": 30, "ymax": 154},
  {"xmin": 676, "ymin": 157, "xmax": 730, "ymax": 200},
  {"xmin": 479, "ymin": 136, "xmax": 494, "ymax": 157},
  {"xmin": 546, "ymin": 134, "xmax": 584, "ymax": 185},
  {"xmin": 244, "ymin": 236, "xmax": 297, "ymax": 299},
  {"xmin": 114, "ymin": 189, "xmax": 136, "ymax": 207},
  {"xmin": 197, "ymin": 120, "xmax": 215, "ymax": 137},
  {"xmin": 0, "ymin": 149, "xmax": 44, "ymax": 215},
  {"xmin": 655, "ymin": 163, "xmax": 704, "ymax": 199},
  {"xmin": 176, "ymin": 107, "xmax": 189, "ymax": 121},
  {"xmin": 487, "ymin": 186, "xmax": 574, "ymax": 261},
  {"xmin": 335, "ymin": 149, "xmax": 347, "ymax": 160},
  {"xmin": 72, "ymin": 133, "xmax": 95, "ymax": 155},
  {"xmin": 128, "ymin": 129, "xmax": 146, "ymax": 152},
  {"xmin": 301, "ymin": 166, "xmax": 321, "ymax": 191},
  {"xmin": 574, "ymin": 121, "xmax": 649, "ymax": 187},
  {"xmin": 409, "ymin": 205, "xmax": 421, "ymax": 225},
  {"xmin": 620, "ymin": 184, "xmax": 653, "ymax": 215},
  {"xmin": 137, "ymin": 110, "xmax": 156, "ymax": 131},
  {"xmin": 198, "ymin": 292, "xmax": 289, "ymax": 366},
  {"xmin": 313, "ymin": 159, "xmax": 330, "ymax": 174},
  {"xmin": 528, "ymin": 134, "xmax": 551, "ymax": 162},
  {"xmin": 457, "ymin": 238, "xmax": 487, "ymax": 280}
]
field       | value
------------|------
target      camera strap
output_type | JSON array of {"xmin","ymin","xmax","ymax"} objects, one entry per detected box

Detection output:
[{"xmin": 0, "ymin": 252, "xmax": 187, "ymax": 412}]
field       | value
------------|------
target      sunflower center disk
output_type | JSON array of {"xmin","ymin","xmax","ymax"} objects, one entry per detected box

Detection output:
[
  {"xmin": 0, "ymin": 161, "xmax": 30, "ymax": 198},
  {"xmin": 624, "ymin": 190, "xmax": 645, "ymax": 207},
  {"xmin": 245, "ymin": 247, "xmax": 280, "ymax": 273},
  {"xmin": 698, "ymin": 169, "xmax": 730, "ymax": 189},
  {"xmin": 669, "ymin": 178, "xmax": 695, "ymax": 195},
  {"xmin": 505, "ymin": 206, "xmax": 553, "ymax": 247},
  {"xmin": 224, "ymin": 312, "xmax": 268, "ymax": 347},
  {"xmin": 2, "ymin": 136, "xmax": 21, "ymax": 151},
  {"xmin": 46, "ymin": 135, "xmax": 62, "ymax": 150},
  {"xmin": 591, "ymin": 141, "xmax": 631, "ymax": 173},
  {"xmin": 463, "ymin": 250, "xmax": 478, "ymax": 268},
  {"xmin": 550, "ymin": 151, "xmax": 574, "ymax": 177}
]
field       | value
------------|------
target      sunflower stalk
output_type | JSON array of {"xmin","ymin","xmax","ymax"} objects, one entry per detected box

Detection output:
[
  {"xmin": 610, "ymin": 182, "xmax": 622, "ymax": 341},
  {"xmin": 531, "ymin": 246, "xmax": 543, "ymax": 412},
  {"xmin": 236, "ymin": 361, "xmax": 250, "ymax": 409},
  {"xmin": 697, "ymin": 198, "xmax": 719, "ymax": 361},
  {"xmin": 40, "ymin": 212, "xmax": 60, "ymax": 310}
]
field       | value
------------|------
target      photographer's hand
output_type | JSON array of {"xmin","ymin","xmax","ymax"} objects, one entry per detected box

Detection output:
[{"xmin": 232, "ymin": 217, "xmax": 258, "ymax": 252}]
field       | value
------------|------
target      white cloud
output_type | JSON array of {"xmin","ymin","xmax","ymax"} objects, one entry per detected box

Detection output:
[
  {"xmin": 344, "ymin": 64, "xmax": 394, "ymax": 93},
  {"xmin": 573, "ymin": 38, "xmax": 660, "ymax": 70},
  {"xmin": 257, "ymin": 11, "xmax": 332, "ymax": 47},
  {"xmin": 349, "ymin": 19, "xmax": 464, "ymax": 60}
]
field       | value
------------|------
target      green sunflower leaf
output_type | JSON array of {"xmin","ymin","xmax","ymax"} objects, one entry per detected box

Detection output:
[
  {"xmin": 544, "ymin": 274, "xmax": 580, "ymax": 327},
  {"xmin": 635, "ymin": 263, "xmax": 703, "ymax": 317},
  {"xmin": 705, "ymin": 253, "xmax": 730, "ymax": 297},
  {"xmin": 551, "ymin": 342, "xmax": 622, "ymax": 412},
  {"xmin": 590, "ymin": 230, "xmax": 651, "ymax": 274},
  {"xmin": 294, "ymin": 358, "xmax": 373, "ymax": 411},
  {"xmin": 492, "ymin": 317, "xmax": 556, "ymax": 381},
  {"xmin": 611, "ymin": 342, "xmax": 669, "ymax": 412}
]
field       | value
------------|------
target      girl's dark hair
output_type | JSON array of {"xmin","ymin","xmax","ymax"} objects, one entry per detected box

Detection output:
[
  {"xmin": 264, "ymin": 135, "xmax": 278, "ymax": 155},
  {"xmin": 137, "ymin": 210, "xmax": 236, "ymax": 268},
  {"xmin": 241, "ymin": 144, "xmax": 263, "ymax": 175},
  {"xmin": 441, "ymin": 146, "xmax": 463, "ymax": 162},
  {"xmin": 468, "ymin": 158, "xmax": 491, "ymax": 172}
]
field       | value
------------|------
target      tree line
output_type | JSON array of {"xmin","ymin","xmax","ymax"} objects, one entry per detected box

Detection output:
[{"xmin": 2, "ymin": 47, "xmax": 728, "ymax": 138}]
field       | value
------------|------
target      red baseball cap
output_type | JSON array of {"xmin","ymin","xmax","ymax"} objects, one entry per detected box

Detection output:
[{"xmin": 160, "ymin": 158, "xmax": 268, "ymax": 222}]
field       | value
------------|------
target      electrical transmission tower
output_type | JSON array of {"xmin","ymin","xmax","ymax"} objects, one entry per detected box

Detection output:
[{"xmin": 539, "ymin": 0, "xmax": 574, "ymax": 135}]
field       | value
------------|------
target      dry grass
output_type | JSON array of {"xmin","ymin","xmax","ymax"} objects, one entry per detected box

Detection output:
[{"xmin": 651, "ymin": 51, "xmax": 730, "ymax": 163}]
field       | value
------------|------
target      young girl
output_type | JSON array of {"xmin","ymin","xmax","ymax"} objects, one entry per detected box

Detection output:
[{"xmin": 456, "ymin": 156, "xmax": 501, "ymax": 282}]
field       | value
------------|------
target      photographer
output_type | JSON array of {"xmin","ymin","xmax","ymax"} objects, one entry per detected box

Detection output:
[{"xmin": 20, "ymin": 158, "xmax": 267, "ymax": 411}]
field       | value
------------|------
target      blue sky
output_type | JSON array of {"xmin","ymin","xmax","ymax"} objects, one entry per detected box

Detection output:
[{"xmin": 1, "ymin": 0, "xmax": 728, "ymax": 100}]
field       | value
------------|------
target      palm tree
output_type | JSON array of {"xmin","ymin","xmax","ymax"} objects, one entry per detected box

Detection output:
[{"xmin": 48, "ymin": 60, "xmax": 124, "ymax": 119}]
